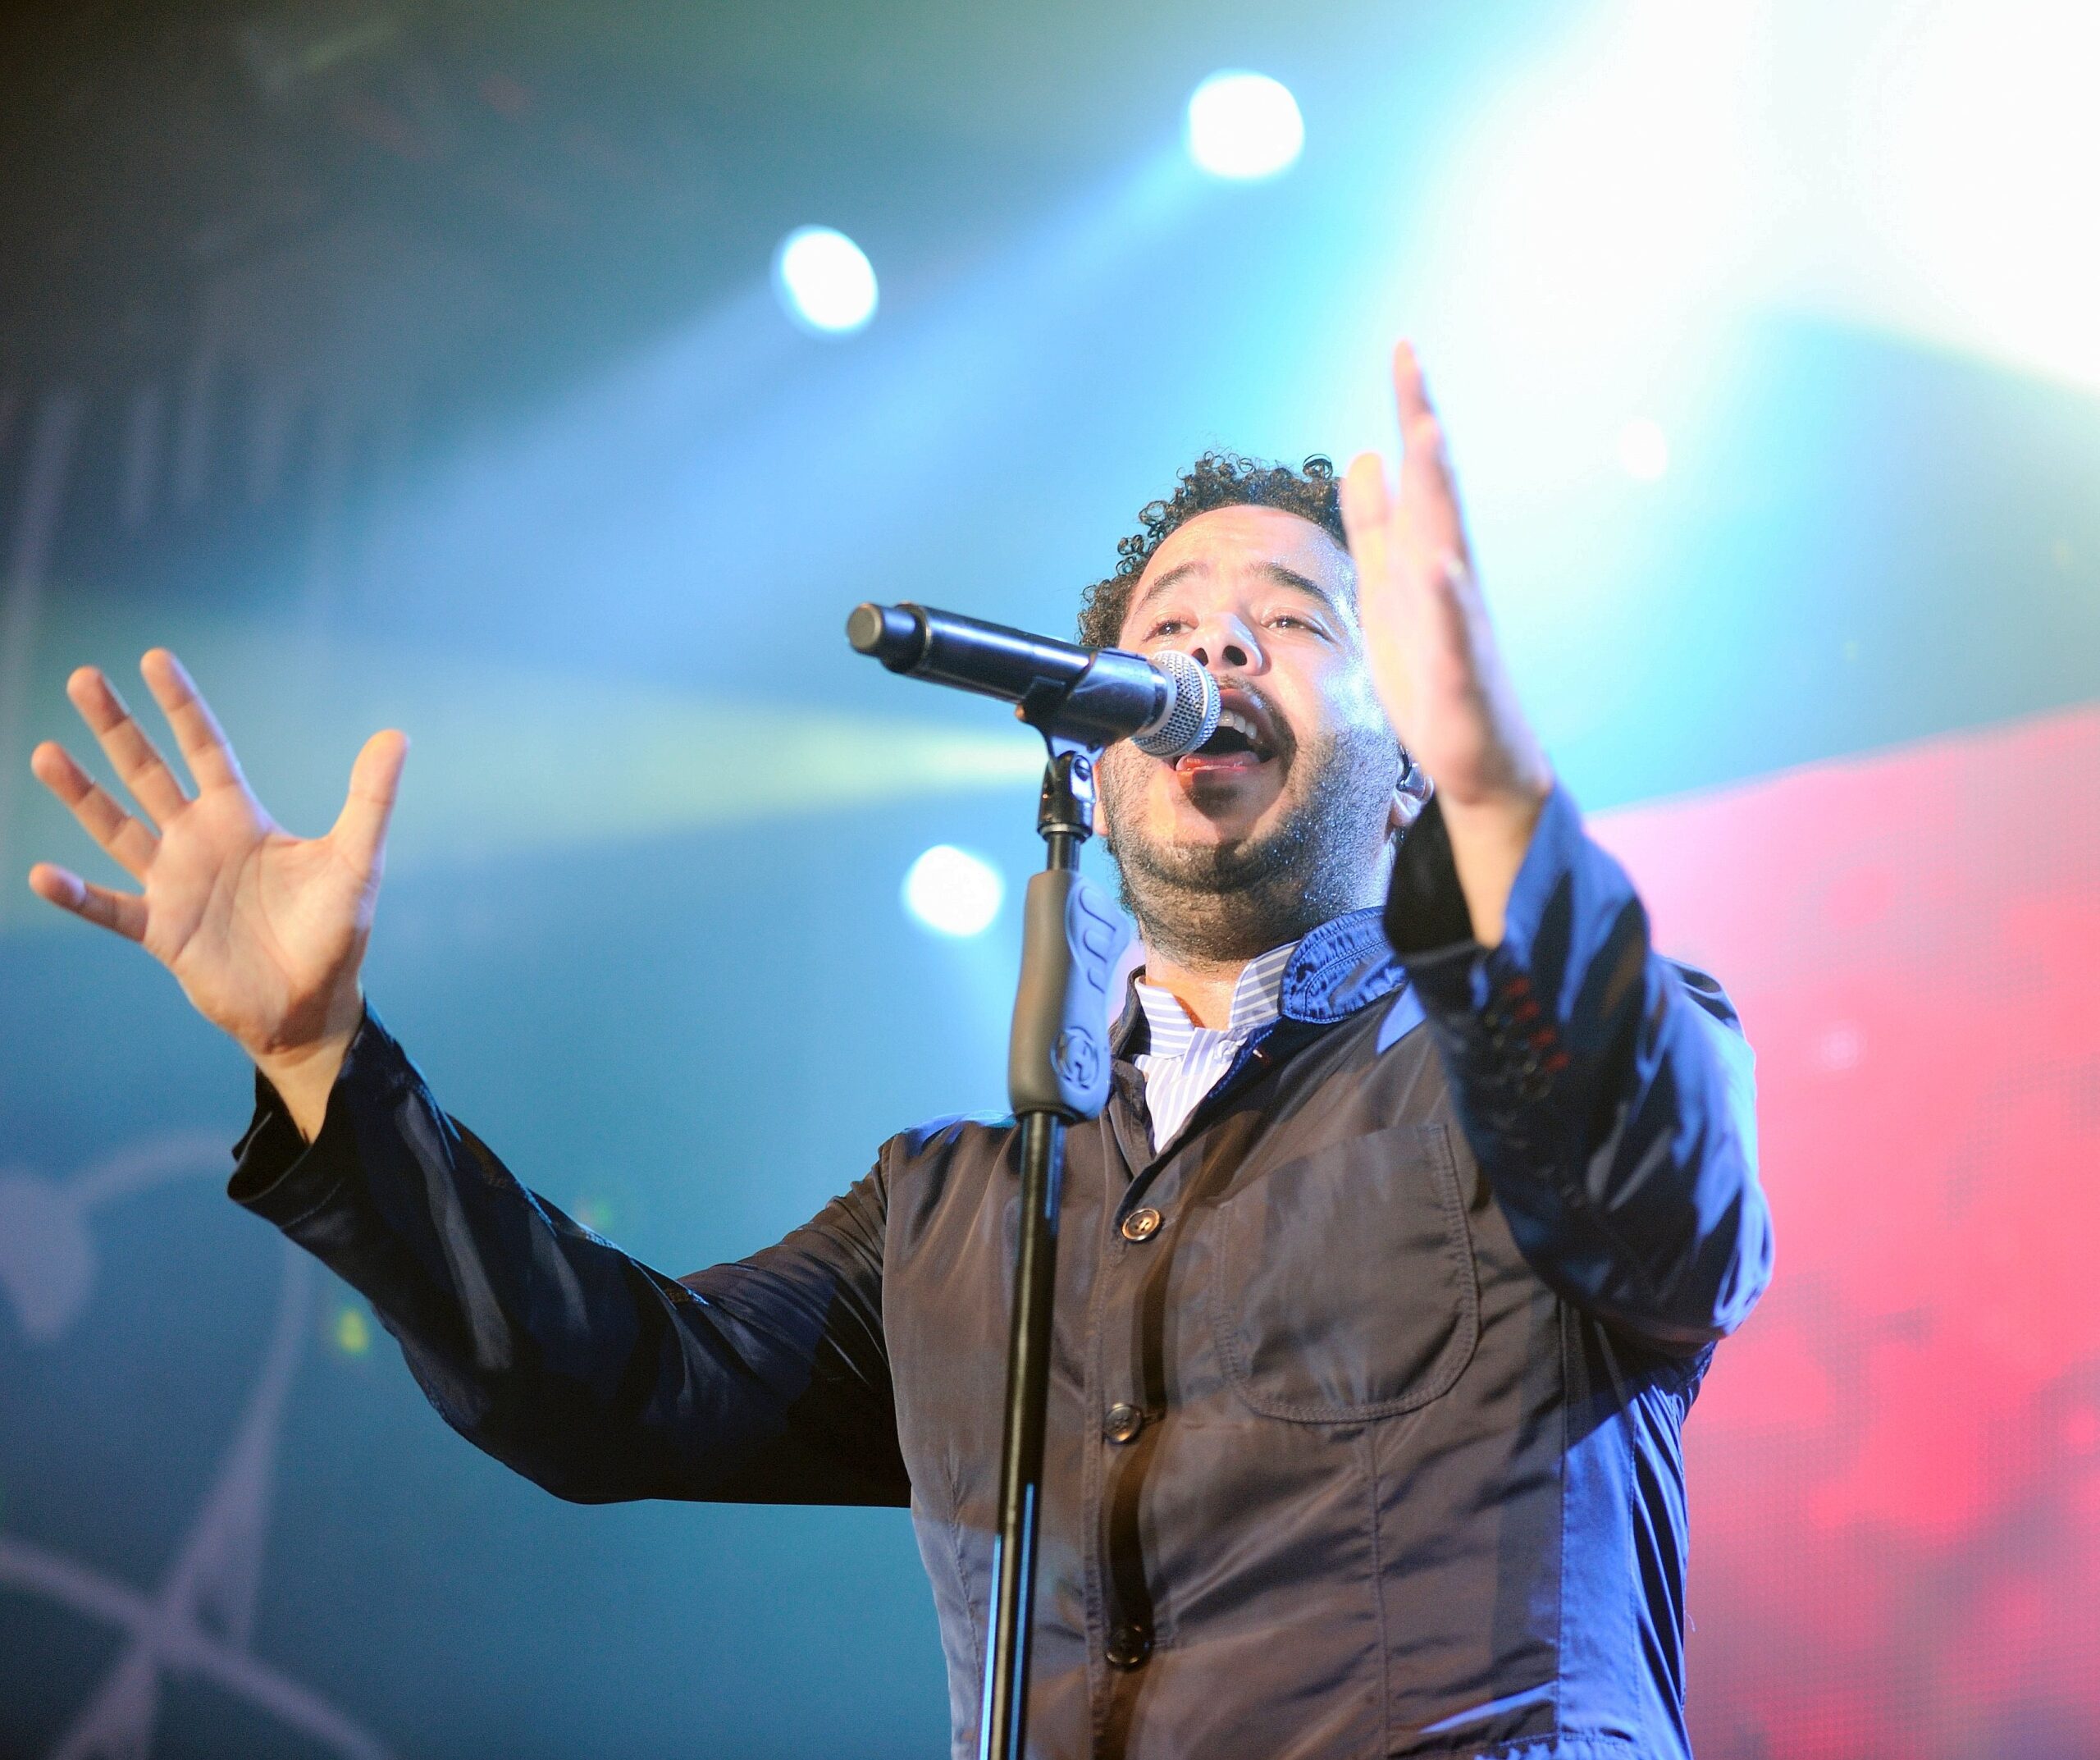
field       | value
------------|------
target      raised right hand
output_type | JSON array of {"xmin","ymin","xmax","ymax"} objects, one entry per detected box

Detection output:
[{"xmin": 27, "ymin": 648, "xmax": 407, "ymax": 1138}]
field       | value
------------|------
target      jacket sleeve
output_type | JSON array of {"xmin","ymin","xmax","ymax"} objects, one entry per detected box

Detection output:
[
  {"xmin": 1385, "ymin": 784, "xmax": 1774, "ymax": 1353},
  {"xmin": 227, "ymin": 1007, "xmax": 909, "ymax": 1507}
]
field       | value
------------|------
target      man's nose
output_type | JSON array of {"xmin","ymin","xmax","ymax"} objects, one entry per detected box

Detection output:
[{"xmin": 1186, "ymin": 615, "xmax": 1265, "ymax": 674}]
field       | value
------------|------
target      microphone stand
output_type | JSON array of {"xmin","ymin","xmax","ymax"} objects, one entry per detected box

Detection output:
[
  {"xmin": 981, "ymin": 722, "xmax": 1130, "ymax": 1760},
  {"xmin": 844, "ymin": 603, "xmax": 1155, "ymax": 1756}
]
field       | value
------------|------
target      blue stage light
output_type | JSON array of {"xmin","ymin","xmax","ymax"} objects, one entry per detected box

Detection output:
[
  {"xmin": 774, "ymin": 226, "xmax": 879, "ymax": 335},
  {"xmin": 1185, "ymin": 71, "xmax": 1304, "ymax": 181},
  {"xmin": 903, "ymin": 845, "xmax": 1005, "ymax": 937}
]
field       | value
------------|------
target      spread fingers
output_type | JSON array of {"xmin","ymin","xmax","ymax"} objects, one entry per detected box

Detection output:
[
  {"xmin": 26, "ymin": 862, "xmax": 148, "ymax": 942},
  {"xmin": 66, "ymin": 666, "xmax": 189, "ymax": 825},
  {"xmin": 141, "ymin": 649, "xmax": 245, "ymax": 793},
  {"xmin": 30, "ymin": 740, "xmax": 160, "ymax": 879},
  {"xmin": 1390, "ymin": 341, "xmax": 1468, "ymax": 568}
]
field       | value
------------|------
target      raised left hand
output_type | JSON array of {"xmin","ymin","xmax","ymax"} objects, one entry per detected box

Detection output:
[{"xmin": 1339, "ymin": 342, "xmax": 1554, "ymax": 944}]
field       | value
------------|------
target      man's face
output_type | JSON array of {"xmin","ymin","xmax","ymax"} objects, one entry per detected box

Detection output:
[{"xmin": 1098, "ymin": 503, "xmax": 1404, "ymax": 962}]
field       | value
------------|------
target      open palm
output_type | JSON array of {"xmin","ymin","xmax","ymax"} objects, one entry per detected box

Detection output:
[
  {"xmin": 1337, "ymin": 343, "xmax": 1554, "ymax": 945},
  {"xmin": 28, "ymin": 650, "xmax": 406, "ymax": 1077},
  {"xmin": 1337, "ymin": 344, "xmax": 1551, "ymax": 813}
]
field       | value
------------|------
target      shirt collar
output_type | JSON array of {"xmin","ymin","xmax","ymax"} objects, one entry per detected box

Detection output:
[
  {"xmin": 1115, "ymin": 907, "xmax": 1408, "ymax": 1054},
  {"xmin": 1133, "ymin": 939, "xmax": 1296, "ymax": 1057}
]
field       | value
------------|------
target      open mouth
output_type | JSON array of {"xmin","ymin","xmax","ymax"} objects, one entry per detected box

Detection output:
[{"xmin": 1175, "ymin": 707, "xmax": 1276, "ymax": 771}]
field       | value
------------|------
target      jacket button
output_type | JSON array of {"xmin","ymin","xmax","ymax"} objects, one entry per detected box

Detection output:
[
  {"xmin": 1105, "ymin": 1622, "xmax": 1152, "ymax": 1670},
  {"xmin": 1121, "ymin": 1207, "xmax": 1163, "ymax": 1242},
  {"xmin": 1104, "ymin": 1402, "xmax": 1144, "ymax": 1443}
]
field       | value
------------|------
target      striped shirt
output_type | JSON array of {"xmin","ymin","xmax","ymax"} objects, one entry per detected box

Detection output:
[{"xmin": 1132, "ymin": 940, "xmax": 1298, "ymax": 1153}]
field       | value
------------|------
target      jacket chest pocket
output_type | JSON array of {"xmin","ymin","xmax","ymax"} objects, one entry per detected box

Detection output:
[{"xmin": 1209, "ymin": 1121, "xmax": 1479, "ymax": 1423}]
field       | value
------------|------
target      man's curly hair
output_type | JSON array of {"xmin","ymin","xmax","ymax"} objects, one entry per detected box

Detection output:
[{"xmin": 1077, "ymin": 452, "xmax": 1349, "ymax": 650}]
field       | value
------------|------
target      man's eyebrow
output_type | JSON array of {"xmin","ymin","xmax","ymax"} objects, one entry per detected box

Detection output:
[
  {"xmin": 1128, "ymin": 559, "xmax": 1351, "ymax": 624},
  {"xmin": 1129, "ymin": 560, "xmax": 1199, "ymax": 619},
  {"xmin": 1260, "ymin": 563, "xmax": 1350, "ymax": 616}
]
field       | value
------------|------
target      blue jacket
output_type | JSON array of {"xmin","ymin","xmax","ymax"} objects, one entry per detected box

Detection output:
[{"xmin": 231, "ymin": 784, "xmax": 1772, "ymax": 1758}]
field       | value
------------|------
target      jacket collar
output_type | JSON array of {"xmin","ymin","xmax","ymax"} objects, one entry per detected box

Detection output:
[
  {"xmin": 1112, "ymin": 906, "xmax": 1407, "ymax": 1053},
  {"xmin": 1278, "ymin": 906, "xmax": 1410, "ymax": 1022}
]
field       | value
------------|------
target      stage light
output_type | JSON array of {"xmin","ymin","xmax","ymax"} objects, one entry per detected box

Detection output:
[
  {"xmin": 331, "ymin": 1303, "xmax": 372, "ymax": 1356},
  {"xmin": 903, "ymin": 845, "xmax": 1005, "ymax": 937},
  {"xmin": 1618, "ymin": 418, "xmax": 1669, "ymax": 482},
  {"xmin": 1185, "ymin": 72, "xmax": 1304, "ymax": 181},
  {"xmin": 774, "ymin": 226, "xmax": 879, "ymax": 335}
]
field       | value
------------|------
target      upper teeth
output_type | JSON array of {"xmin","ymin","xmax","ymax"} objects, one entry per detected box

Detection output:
[{"xmin": 1218, "ymin": 711, "xmax": 1261, "ymax": 746}]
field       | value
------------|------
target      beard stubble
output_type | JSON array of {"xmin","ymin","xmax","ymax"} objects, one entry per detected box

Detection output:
[{"xmin": 1100, "ymin": 706, "xmax": 1401, "ymax": 971}]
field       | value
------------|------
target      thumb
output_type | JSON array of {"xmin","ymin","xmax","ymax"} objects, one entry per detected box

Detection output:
[{"xmin": 330, "ymin": 729, "xmax": 409, "ymax": 879}]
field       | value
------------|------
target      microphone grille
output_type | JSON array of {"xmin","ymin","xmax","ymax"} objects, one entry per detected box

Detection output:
[{"xmin": 1130, "ymin": 649, "xmax": 1221, "ymax": 758}]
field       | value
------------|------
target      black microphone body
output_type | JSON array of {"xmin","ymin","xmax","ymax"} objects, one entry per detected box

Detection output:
[{"xmin": 847, "ymin": 601, "xmax": 1218, "ymax": 757}]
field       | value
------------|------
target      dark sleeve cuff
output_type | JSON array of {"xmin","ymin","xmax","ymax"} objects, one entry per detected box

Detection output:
[
  {"xmin": 1386, "ymin": 780, "xmax": 1591, "ymax": 1035},
  {"xmin": 227, "ymin": 1004, "xmax": 414, "ymax": 1224},
  {"xmin": 1382, "ymin": 792, "xmax": 1477, "ymax": 956},
  {"xmin": 1489, "ymin": 778, "xmax": 1590, "ymax": 974},
  {"xmin": 1385, "ymin": 782, "xmax": 1583, "ymax": 960}
]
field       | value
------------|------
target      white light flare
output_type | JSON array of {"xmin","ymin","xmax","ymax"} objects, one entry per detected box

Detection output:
[
  {"xmin": 902, "ymin": 845, "xmax": 1005, "ymax": 938},
  {"xmin": 774, "ymin": 226, "xmax": 879, "ymax": 336},
  {"xmin": 1618, "ymin": 417, "xmax": 1669, "ymax": 482},
  {"xmin": 1185, "ymin": 71, "xmax": 1304, "ymax": 181},
  {"xmin": 1801, "ymin": 0, "xmax": 2100, "ymax": 391},
  {"xmin": 1413, "ymin": 4, "xmax": 1771, "ymax": 417}
]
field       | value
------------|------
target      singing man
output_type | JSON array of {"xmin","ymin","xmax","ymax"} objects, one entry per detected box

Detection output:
[{"xmin": 28, "ymin": 345, "xmax": 1772, "ymax": 1760}]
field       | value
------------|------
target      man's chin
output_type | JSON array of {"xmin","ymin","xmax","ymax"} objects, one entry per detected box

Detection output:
[
  {"xmin": 1171, "ymin": 789, "xmax": 1281, "ymax": 848},
  {"xmin": 1144, "ymin": 802, "xmax": 1294, "ymax": 874}
]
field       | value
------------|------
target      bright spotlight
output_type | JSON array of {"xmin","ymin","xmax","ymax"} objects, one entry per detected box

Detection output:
[
  {"xmin": 903, "ymin": 845, "xmax": 1004, "ymax": 937},
  {"xmin": 1185, "ymin": 71, "xmax": 1304, "ymax": 181},
  {"xmin": 774, "ymin": 226, "xmax": 879, "ymax": 335},
  {"xmin": 1618, "ymin": 417, "xmax": 1670, "ymax": 482}
]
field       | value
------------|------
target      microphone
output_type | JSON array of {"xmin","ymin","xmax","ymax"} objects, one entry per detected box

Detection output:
[{"xmin": 847, "ymin": 601, "xmax": 1221, "ymax": 758}]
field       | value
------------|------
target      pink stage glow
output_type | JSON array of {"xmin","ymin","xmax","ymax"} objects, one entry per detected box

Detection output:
[{"xmin": 1593, "ymin": 705, "xmax": 2100, "ymax": 1758}]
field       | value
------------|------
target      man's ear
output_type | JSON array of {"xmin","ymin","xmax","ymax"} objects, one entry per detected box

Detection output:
[
  {"xmin": 1388, "ymin": 751, "xmax": 1433, "ymax": 838},
  {"xmin": 1093, "ymin": 784, "xmax": 1109, "ymax": 839}
]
